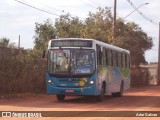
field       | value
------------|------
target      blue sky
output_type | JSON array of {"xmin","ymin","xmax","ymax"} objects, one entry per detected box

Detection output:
[{"xmin": 0, "ymin": 0, "xmax": 160, "ymax": 62}]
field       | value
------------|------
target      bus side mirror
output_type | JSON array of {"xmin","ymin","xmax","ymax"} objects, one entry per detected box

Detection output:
[{"xmin": 42, "ymin": 50, "xmax": 46, "ymax": 58}]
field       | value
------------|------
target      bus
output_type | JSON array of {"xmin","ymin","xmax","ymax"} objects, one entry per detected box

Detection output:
[{"xmin": 44, "ymin": 38, "xmax": 130, "ymax": 101}]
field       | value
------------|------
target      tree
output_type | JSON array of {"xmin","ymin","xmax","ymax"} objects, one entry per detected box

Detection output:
[
  {"xmin": 84, "ymin": 7, "xmax": 113, "ymax": 43},
  {"xmin": 33, "ymin": 7, "xmax": 153, "ymax": 66},
  {"xmin": 33, "ymin": 19, "xmax": 56, "ymax": 50},
  {"xmin": 55, "ymin": 13, "xmax": 84, "ymax": 38},
  {"xmin": 0, "ymin": 37, "xmax": 9, "ymax": 47},
  {"xmin": 83, "ymin": 8, "xmax": 153, "ymax": 66},
  {"xmin": 115, "ymin": 21, "xmax": 153, "ymax": 66}
]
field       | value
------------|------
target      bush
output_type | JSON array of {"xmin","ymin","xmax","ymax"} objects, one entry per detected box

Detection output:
[
  {"xmin": 0, "ymin": 47, "xmax": 46, "ymax": 95},
  {"xmin": 131, "ymin": 67, "xmax": 149, "ymax": 87}
]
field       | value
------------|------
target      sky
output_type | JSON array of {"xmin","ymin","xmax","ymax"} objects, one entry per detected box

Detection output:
[{"xmin": 0, "ymin": 0, "xmax": 160, "ymax": 63}]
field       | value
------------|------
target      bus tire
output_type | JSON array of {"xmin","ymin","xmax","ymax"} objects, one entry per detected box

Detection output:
[
  {"xmin": 112, "ymin": 82, "xmax": 124, "ymax": 97},
  {"xmin": 57, "ymin": 94, "xmax": 65, "ymax": 101},
  {"xmin": 97, "ymin": 83, "xmax": 105, "ymax": 102}
]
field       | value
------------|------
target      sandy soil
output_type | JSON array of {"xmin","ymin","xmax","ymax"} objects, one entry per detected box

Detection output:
[{"xmin": 0, "ymin": 86, "xmax": 160, "ymax": 120}]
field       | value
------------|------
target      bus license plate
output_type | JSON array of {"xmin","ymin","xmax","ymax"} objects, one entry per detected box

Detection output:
[{"xmin": 66, "ymin": 90, "xmax": 74, "ymax": 93}]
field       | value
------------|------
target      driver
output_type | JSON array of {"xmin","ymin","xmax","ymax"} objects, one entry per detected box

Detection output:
[{"xmin": 60, "ymin": 53, "xmax": 69, "ymax": 70}]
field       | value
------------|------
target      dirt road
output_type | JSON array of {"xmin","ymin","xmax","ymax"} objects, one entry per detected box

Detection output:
[{"xmin": 0, "ymin": 86, "xmax": 160, "ymax": 120}]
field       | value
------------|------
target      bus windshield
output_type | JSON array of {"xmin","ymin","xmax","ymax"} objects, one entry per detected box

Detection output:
[{"xmin": 48, "ymin": 49, "xmax": 95, "ymax": 75}]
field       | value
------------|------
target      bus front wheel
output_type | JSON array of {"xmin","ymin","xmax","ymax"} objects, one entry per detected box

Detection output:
[
  {"xmin": 97, "ymin": 83, "xmax": 105, "ymax": 102},
  {"xmin": 56, "ymin": 94, "xmax": 65, "ymax": 101}
]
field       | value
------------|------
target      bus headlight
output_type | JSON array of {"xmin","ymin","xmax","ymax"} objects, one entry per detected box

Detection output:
[
  {"xmin": 48, "ymin": 80, "xmax": 52, "ymax": 83},
  {"xmin": 89, "ymin": 80, "xmax": 94, "ymax": 85}
]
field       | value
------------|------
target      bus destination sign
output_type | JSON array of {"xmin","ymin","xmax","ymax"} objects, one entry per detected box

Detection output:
[{"xmin": 51, "ymin": 40, "xmax": 92, "ymax": 47}]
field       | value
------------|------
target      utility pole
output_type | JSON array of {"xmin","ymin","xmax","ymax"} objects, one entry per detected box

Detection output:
[
  {"xmin": 158, "ymin": 22, "xmax": 160, "ymax": 85},
  {"xmin": 18, "ymin": 35, "xmax": 20, "ymax": 49},
  {"xmin": 113, "ymin": 0, "xmax": 117, "ymax": 40}
]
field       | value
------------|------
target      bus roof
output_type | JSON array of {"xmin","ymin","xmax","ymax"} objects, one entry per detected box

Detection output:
[{"xmin": 48, "ymin": 38, "xmax": 130, "ymax": 54}]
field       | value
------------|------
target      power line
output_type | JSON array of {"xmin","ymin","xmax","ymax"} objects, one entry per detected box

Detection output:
[
  {"xmin": 32, "ymin": 0, "xmax": 65, "ymax": 13},
  {"xmin": 80, "ymin": 0, "xmax": 97, "ymax": 8},
  {"xmin": 15, "ymin": 0, "xmax": 85, "ymax": 20},
  {"xmin": 14, "ymin": 0, "xmax": 60, "ymax": 17},
  {"xmin": 88, "ymin": 0, "xmax": 100, "ymax": 6},
  {"xmin": 31, "ymin": 0, "xmax": 85, "ymax": 20},
  {"xmin": 126, "ymin": 0, "xmax": 158, "ymax": 25}
]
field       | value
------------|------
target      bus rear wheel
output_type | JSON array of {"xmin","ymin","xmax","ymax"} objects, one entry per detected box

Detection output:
[
  {"xmin": 112, "ymin": 82, "xmax": 124, "ymax": 97},
  {"xmin": 56, "ymin": 94, "xmax": 65, "ymax": 101}
]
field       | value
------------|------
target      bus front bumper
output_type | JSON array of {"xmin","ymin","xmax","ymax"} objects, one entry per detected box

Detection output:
[{"xmin": 47, "ymin": 84, "xmax": 97, "ymax": 96}]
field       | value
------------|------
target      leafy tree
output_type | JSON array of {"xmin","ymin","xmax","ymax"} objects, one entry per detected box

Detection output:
[
  {"xmin": 84, "ymin": 7, "xmax": 113, "ymax": 43},
  {"xmin": 33, "ymin": 7, "xmax": 153, "ymax": 66},
  {"xmin": 54, "ymin": 7, "xmax": 113, "ymax": 42},
  {"xmin": 83, "ymin": 8, "xmax": 153, "ymax": 66},
  {"xmin": 33, "ymin": 19, "xmax": 56, "ymax": 50},
  {"xmin": 0, "ymin": 37, "xmax": 9, "ymax": 47},
  {"xmin": 115, "ymin": 21, "xmax": 153, "ymax": 66},
  {"xmin": 55, "ymin": 13, "xmax": 84, "ymax": 38}
]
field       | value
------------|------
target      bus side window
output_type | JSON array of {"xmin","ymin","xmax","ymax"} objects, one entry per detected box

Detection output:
[
  {"xmin": 122, "ymin": 53, "xmax": 126, "ymax": 68},
  {"xmin": 102, "ymin": 47, "xmax": 106, "ymax": 66},
  {"xmin": 111, "ymin": 50, "xmax": 113, "ymax": 66},
  {"xmin": 121, "ymin": 53, "xmax": 123, "ymax": 67},
  {"xmin": 118, "ymin": 52, "xmax": 122, "ymax": 67},
  {"xmin": 112, "ymin": 51, "xmax": 115, "ymax": 66},
  {"xmin": 108, "ymin": 49, "xmax": 112, "ymax": 66},
  {"xmin": 112, "ymin": 50, "xmax": 117, "ymax": 66},
  {"xmin": 116, "ymin": 51, "xmax": 118, "ymax": 66},
  {"xmin": 105, "ymin": 48, "xmax": 109, "ymax": 66},
  {"xmin": 99, "ymin": 49, "xmax": 102, "ymax": 66},
  {"xmin": 96, "ymin": 44, "xmax": 102, "ymax": 66}
]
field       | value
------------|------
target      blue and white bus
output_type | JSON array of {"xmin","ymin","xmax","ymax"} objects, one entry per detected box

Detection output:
[{"xmin": 45, "ymin": 38, "xmax": 130, "ymax": 101}]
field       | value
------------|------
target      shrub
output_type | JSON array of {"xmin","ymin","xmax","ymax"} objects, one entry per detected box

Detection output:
[
  {"xmin": 131, "ymin": 67, "xmax": 149, "ymax": 87},
  {"xmin": 0, "ymin": 47, "xmax": 46, "ymax": 95}
]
